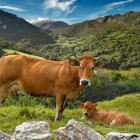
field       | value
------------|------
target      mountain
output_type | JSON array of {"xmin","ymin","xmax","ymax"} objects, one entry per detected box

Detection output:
[
  {"xmin": 0, "ymin": 10, "xmax": 55, "ymax": 44},
  {"xmin": 31, "ymin": 17, "xmax": 69, "ymax": 30},
  {"xmin": 95, "ymin": 11, "xmax": 140, "ymax": 27},
  {"xmin": 53, "ymin": 11, "xmax": 140, "ymax": 36},
  {"xmin": 51, "ymin": 11, "xmax": 140, "ymax": 70}
]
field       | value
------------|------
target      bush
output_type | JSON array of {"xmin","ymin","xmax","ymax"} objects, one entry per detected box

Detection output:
[
  {"xmin": 2, "ymin": 92, "xmax": 48, "ymax": 107},
  {"xmin": 109, "ymin": 71, "xmax": 122, "ymax": 82},
  {"xmin": 19, "ymin": 108, "xmax": 30, "ymax": 116}
]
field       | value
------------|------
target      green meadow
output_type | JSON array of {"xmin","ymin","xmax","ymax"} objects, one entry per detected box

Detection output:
[
  {"xmin": 0, "ymin": 93, "xmax": 140, "ymax": 139},
  {"xmin": 2, "ymin": 49, "xmax": 44, "ymax": 59}
]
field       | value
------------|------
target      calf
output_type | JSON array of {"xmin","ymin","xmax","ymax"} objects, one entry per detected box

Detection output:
[{"xmin": 78, "ymin": 101, "xmax": 134, "ymax": 126}]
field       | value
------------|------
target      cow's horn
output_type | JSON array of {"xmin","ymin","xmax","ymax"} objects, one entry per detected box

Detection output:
[
  {"xmin": 74, "ymin": 54, "xmax": 81, "ymax": 60},
  {"xmin": 95, "ymin": 57, "xmax": 101, "ymax": 60}
]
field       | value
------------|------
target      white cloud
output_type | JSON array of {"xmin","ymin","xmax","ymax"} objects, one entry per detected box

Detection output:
[
  {"xmin": 106, "ymin": 0, "xmax": 133, "ymax": 7},
  {"xmin": 0, "ymin": 5, "xmax": 24, "ymax": 11},
  {"xmin": 88, "ymin": 0, "xmax": 134, "ymax": 19},
  {"xmin": 43, "ymin": 0, "xmax": 77, "ymax": 16}
]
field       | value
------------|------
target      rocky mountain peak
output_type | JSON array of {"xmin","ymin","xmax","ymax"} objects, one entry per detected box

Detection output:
[
  {"xmin": 31, "ymin": 17, "xmax": 69, "ymax": 30},
  {"xmin": 31, "ymin": 17, "xmax": 55, "ymax": 24},
  {"xmin": 95, "ymin": 11, "xmax": 140, "ymax": 27}
]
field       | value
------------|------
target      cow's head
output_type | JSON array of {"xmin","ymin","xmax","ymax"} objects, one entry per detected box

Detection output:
[
  {"xmin": 69, "ymin": 56, "xmax": 104, "ymax": 86},
  {"xmin": 78, "ymin": 101, "xmax": 97, "ymax": 117}
]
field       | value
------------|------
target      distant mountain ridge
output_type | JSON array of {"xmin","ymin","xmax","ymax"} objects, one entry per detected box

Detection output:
[
  {"xmin": 31, "ymin": 17, "xmax": 69, "ymax": 30},
  {"xmin": 53, "ymin": 11, "xmax": 140, "ymax": 36},
  {"xmin": 95, "ymin": 11, "xmax": 140, "ymax": 27},
  {"xmin": 0, "ymin": 10, "xmax": 54, "ymax": 44}
]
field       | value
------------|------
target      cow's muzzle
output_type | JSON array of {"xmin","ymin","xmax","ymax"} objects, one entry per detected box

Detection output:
[
  {"xmin": 80, "ymin": 79, "xmax": 89, "ymax": 86},
  {"xmin": 84, "ymin": 113, "xmax": 88, "ymax": 116}
]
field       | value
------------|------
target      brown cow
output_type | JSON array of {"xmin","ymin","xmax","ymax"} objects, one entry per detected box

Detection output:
[
  {"xmin": 78, "ymin": 101, "xmax": 134, "ymax": 126},
  {"xmin": 0, "ymin": 54, "xmax": 104, "ymax": 121}
]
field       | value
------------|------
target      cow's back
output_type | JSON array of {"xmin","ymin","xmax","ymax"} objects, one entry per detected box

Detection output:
[{"xmin": 19, "ymin": 57, "xmax": 79, "ymax": 97}]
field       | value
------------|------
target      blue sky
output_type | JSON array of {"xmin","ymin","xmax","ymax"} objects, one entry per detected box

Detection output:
[{"xmin": 0, "ymin": 0, "xmax": 140, "ymax": 24}]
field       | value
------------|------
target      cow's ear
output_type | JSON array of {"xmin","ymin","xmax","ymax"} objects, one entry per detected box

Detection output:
[
  {"xmin": 93, "ymin": 103, "xmax": 98, "ymax": 108},
  {"xmin": 77, "ymin": 103, "xmax": 84, "ymax": 108},
  {"xmin": 69, "ymin": 59, "xmax": 80, "ymax": 66},
  {"xmin": 96, "ymin": 61, "xmax": 104, "ymax": 68}
]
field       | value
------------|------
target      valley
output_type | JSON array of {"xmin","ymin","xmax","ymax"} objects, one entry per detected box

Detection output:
[{"xmin": 0, "ymin": 9, "xmax": 140, "ymax": 139}]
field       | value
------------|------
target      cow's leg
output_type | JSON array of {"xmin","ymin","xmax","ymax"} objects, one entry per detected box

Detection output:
[
  {"xmin": 110, "ymin": 118, "xmax": 122, "ymax": 126},
  {"xmin": 55, "ymin": 95, "xmax": 66, "ymax": 121},
  {"xmin": 59, "ymin": 99, "xmax": 68, "ymax": 118},
  {"xmin": 0, "ymin": 85, "xmax": 9, "ymax": 105}
]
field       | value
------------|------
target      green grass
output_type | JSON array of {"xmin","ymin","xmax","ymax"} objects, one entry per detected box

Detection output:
[
  {"xmin": 0, "ymin": 106, "xmax": 83, "ymax": 139},
  {"xmin": 129, "ymin": 67, "xmax": 140, "ymax": 73},
  {"xmin": 55, "ymin": 35, "xmax": 83, "ymax": 48},
  {"xmin": 2, "ymin": 49, "xmax": 44, "ymax": 59},
  {"xmin": 0, "ymin": 93, "xmax": 140, "ymax": 139}
]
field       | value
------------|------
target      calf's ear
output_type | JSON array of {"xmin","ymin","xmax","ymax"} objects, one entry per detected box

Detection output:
[
  {"xmin": 93, "ymin": 103, "xmax": 98, "ymax": 108},
  {"xmin": 77, "ymin": 103, "xmax": 84, "ymax": 108},
  {"xmin": 96, "ymin": 61, "xmax": 104, "ymax": 68},
  {"xmin": 69, "ymin": 59, "xmax": 80, "ymax": 66}
]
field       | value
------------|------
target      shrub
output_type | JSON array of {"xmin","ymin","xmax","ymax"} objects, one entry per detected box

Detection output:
[
  {"xmin": 109, "ymin": 71, "xmax": 122, "ymax": 82},
  {"xmin": 19, "ymin": 107, "xmax": 30, "ymax": 116}
]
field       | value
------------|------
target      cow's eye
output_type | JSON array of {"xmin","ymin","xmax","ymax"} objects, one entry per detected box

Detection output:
[
  {"xmin": 79, "ymin": 65, "xmax": 82, "ymax": 69},
  {"xmin": 90, "ymin": 108, "xmax": 92, "ymax": 109},
  {"xmin": 91, "ymin": 66, "xmax": 94, "ymax": 70}
]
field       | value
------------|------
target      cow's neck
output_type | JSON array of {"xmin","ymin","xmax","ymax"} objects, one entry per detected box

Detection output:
[
  {"xmin": 89, "ymin": 109, "xmax": 99, "ymax": 118},
  {"xmin": 90, "ymin": 109, "xmax": 108, "ymax": 120}
]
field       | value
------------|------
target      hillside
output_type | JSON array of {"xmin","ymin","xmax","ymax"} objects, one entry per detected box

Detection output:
[
  {"xmin": 95, "ymin": 11, "xmax": 140, "ymax": 27},
  {"xmin": 0, "ymin": 10, "xmax": 140, "ymax": 70},
  {"xmin": 53, "ymin": 11, "xmax": 140, "ymax": 36},
  {"xmin": 31, "ymin": 17, "xmax": 69, "ymax": 30},
  {"xmin": 2, "ymin": 49, "xmax": 44, "ymax": 59},
  {"xmin": 51, "ymin": 11, "xmax": 140, "ymax": 70},
  {"xmin": 1, "ymin": 93, "xmax": 140, "ymax": 138},
  {"xmin": 0, "ymin": 10, "xmax": 55, "ymax": 44}
]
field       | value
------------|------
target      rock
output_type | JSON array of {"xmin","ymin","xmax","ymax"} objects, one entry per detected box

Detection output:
[
  {"xmin": 106, "ymin": 132, "xmax": 140, "ymax": 140},
  {"xmin": 54, "ymin": 119, "xmax": 106, "ymax": 140},
  {"xmin": 11, "ymin": 121, "xmax": 51, "ymax": 140},
  {"xmin": 0, "ymin": 130, "xmax": 11, "ymax": 140},
  {"xmin": 84, "ymin": 121, "xmax": 96, "ymax": 128}
]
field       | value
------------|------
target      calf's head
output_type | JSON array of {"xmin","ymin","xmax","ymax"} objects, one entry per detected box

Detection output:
[
  {"xmin": 78, "ymin": 101, "xmax": 98, "ymax": 117},
  {"xmin": 69, "ymin": 56, "xmax": 104, "ymax": 86}
]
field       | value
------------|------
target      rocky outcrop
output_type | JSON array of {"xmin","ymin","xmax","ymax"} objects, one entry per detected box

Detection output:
[
  {"xmin": 95, "ymin": 11, "xmax": 140, "ymax": 27},
  {"xmin": 54, "ymin": 119, "xmax": 106, "ymax": 140},
  {"xmin": 1, "ymin": 119, "xmax": 140, "ymax": 140},
  {"xmin": 11, "ymin": 121, "xmax": 51, "ymax": 140},
  {"xmin": 54, "ymin": 119, "xmax": 140, "ymax": 140},
  {"xmin": 106, "ymin": 132, "xmax": 140, "ymax": 140},
  {"xmin": 0, "ymin": 130, "xmax": 11, "ymax": 140}
]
